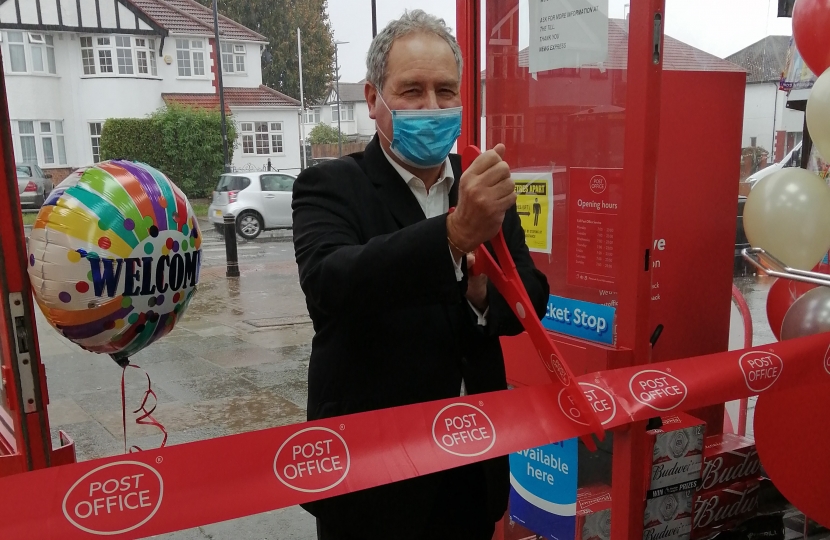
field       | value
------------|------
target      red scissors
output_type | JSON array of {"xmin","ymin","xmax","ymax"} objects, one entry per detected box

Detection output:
[{"xmin": 461, "ymin": 146, "xmax": 605, "ymax": 447}]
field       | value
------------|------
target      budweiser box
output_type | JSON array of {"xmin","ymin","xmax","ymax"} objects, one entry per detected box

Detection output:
[
  {"xmin": 646, "ymin": 413, "xmax": 706, "ymax": 498},
  {"xmin": 699, "ymin": 434, "xmax": 761, "ymax": 493},
  {"xmin": 692, "ymin": 479, "xmax": 760, "ymax": 539},
  {"xmin": 643, "ymin": 490, "xmax": 694, "ymax": 540},
  {"xmin": 575, "ymin": 484, "xmax": 612, "ymax": 540}
]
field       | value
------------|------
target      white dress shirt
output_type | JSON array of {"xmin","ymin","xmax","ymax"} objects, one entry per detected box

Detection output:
[{"xmin": 380, "ymin": 146, "xmax": 488, "ymax": 326}]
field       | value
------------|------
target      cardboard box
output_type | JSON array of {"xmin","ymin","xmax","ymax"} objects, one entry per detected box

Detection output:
[
  {"xmin": 575, "ymin": 484, "xmax": 612, "ymax": 540},
  {"xmin": 646, "ymin": 413, "xmax": 706, "ymax": 498},
  {"xmin": 644, "ymin": 490, "xmax": 694, "ymax": 540},
  {"xmin": 699, "ymin": 434, "xmax": 761, "ymax": 492},
  {"xmin": 692, "ymin": 479, "xmax": 760, "ymax": 539}
]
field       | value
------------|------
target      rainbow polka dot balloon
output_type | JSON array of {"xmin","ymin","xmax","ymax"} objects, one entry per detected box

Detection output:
[{"xmin": 27, "ymin": 161, "xmax": 202, "ymax": 365}]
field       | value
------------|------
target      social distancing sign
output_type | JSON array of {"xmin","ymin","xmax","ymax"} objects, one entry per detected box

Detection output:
[{"xmin": 514, "ymin": 172, "xmax": 553, "ymax": 254}]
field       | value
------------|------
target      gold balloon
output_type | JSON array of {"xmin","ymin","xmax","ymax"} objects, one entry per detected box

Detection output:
[
  {"xmin": 743, "ymin": 167, "xmax": 830, "ymax": 270},
  {"xmin": 806, "ymin": 67, "xmax": 830, "ymax": 161}
]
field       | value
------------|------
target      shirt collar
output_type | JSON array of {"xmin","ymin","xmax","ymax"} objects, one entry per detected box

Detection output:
[{"xmin": 380, "ymin": 144, "xmax": 455, "ymax": 191}]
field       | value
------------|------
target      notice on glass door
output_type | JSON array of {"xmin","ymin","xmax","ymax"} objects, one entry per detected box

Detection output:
[
  {"xmin": 528, "ymin": 0, "xmax": 609, "ymax": 73},
  {"xmin": 567, "ymin": 168, "xmax": 622, "ymax": 291}
]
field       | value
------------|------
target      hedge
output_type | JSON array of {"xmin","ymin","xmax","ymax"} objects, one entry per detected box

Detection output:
[{"xmin": 99, "ymin": 104, "xmax": 236, "ymax": 198}]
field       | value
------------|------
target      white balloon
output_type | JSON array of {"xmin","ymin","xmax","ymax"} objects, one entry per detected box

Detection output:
[
  {"xmin": 743, "ymin": 167, "xmax": 830, "ymax": 270},
  {"xmin": 807, "ymin": 67, "xmax": 830, "ymax": 161}
]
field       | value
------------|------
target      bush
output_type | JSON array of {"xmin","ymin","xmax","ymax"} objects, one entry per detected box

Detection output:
[
  {"xmin": 100, "ymin": 104, "xmax": 236, "ymax": 198},
  {"xmin": 308, "ymin": 123, "xmax": 342, "ymax": 145}
]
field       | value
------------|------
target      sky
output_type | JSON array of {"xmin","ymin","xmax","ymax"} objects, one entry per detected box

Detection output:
[{"xmin": 325, "ymin": 0, "xmax": 794, "ymax": 83}]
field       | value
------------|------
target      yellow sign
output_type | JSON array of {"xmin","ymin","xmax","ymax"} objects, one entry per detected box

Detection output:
[{"xmin": 513, "ymin": 172, "xmax": 553, "ymax": 253}]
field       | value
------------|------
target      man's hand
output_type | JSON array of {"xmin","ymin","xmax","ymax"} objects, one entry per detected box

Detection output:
[
  {"xmin": 465, "ymin": 252, "xmax": 488, "ymax": 312},
  {"xmin": 447, "ymin": 144, "xmax": 515, "ymax": 253}
]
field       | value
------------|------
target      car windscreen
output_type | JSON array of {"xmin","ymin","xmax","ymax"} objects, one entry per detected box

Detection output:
[
  {"xmin": 215, "ymin": 175, "xmax": 250, "ymax": 191},
  {"xmin": 16, "ymin": 165, "xmax": 31, "ymax": 177}
]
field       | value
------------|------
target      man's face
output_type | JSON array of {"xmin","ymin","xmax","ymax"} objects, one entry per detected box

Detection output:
[{"xmin": 366, "ymin": 32, "xmax": 462, "ymax": 153}]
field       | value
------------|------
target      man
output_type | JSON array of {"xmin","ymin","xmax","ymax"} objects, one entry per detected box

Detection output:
[{"xmin": 292, "ymin": 10, "xmax": 549, "ymax": 540}]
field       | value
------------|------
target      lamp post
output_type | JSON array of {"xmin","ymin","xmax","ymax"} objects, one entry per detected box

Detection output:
[
  {"xmin": 334, "ymin": 40, "xmax": 348, "ymax": 157},
  {"xmin": 212, "ymin": 0, "xmax": 230, "ymax": 173}
]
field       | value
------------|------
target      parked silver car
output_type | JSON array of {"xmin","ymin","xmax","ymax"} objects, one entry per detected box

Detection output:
[
  {"xmin": 208, "ymin": 172, "xmax": 295, "ymax": 240},
  {"xmin": 16, "ymin": 163, "xmax": 53, "ymax": 208}
]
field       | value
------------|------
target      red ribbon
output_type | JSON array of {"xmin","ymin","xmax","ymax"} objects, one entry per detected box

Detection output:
[{"xmin": 120, "ymin": 364, "xmax": 168, "ymax": 453}]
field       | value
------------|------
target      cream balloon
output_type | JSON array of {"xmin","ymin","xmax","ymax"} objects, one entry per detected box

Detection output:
[
  {"xmin": 806, "ymin": 67, "xmax": 830, "ymax": 161},
  {"xmin": 743, "ymin": 167, "xmax": 830, "ymax": 270}
]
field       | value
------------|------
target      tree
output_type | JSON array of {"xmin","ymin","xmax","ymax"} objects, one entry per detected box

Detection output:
[
  {"xmin": 100, "ymin": 104, "xmax": 236, "ymax": 198},
  {"xmin": 198, "ymin": 0, "xmax": 335, "ymax": 107},
  {"xmin": 308, "ymin": 123, "xmax": 342, "ymax": 145}
]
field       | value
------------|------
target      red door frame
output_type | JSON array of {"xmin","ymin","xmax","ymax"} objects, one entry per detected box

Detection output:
[
  {"xmin": 455, "ymin": 0, "xmax": 665, "ymax": 536},
  {"xmin": 0, "ymin": 50, "xmax": 74, "ymax": 476}
]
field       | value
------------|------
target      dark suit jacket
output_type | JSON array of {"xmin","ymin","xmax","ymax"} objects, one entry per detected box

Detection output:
[{"xmin": 292, "ymin": 136, "xmax": 549, "ymax": 538}]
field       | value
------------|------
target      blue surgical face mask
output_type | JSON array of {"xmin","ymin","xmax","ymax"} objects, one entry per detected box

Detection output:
[{"xmin": 376, "ymin": 91, "xmax": 462, "ymax": 169}]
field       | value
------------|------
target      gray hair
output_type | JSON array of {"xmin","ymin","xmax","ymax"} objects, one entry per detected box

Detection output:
[{"xmin": 366, "ymin": 9, "xmax": 463, "ymax": 90}]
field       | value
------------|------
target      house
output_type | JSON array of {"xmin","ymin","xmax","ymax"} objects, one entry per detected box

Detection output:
[
  {"xmin": 0, "ymin": 0, "xmax": 302, "ymax": 184},
  {"xmin": 726, "ymin": 35, "xmax": 804, "ymax": 163},
  {"xmin": 302, "ymin": 80, "xmax": 374, "ymax": 144}
]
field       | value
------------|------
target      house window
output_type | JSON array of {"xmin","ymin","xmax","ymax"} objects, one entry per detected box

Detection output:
[
  {"xmin": 241, "ymin": 122, "xmax": 284, "ymax": 155},
  {"xmin": 332, "ymin": 104, "xmax": 354, "ymax": 122},
  {"xmin": 6, "ymin": 32, "xmax": 56, "ymax": 74},
  {"xmin": 115, "ymin": 36, "xmax": 134, "ymax": 75},
  {"xmin": 176, "ymin": 39, "xmax": 205, "ymax": 77},
  {"xmin": 16, "ymin": 120, "xmax": 67, "ymax": 166},
  {"xmin": 81, "ymin": 37, "xmax": 95, "ymax": 74},
  {"xmin": 90, "ymin": 122, "xmax": 103, "ymax": 163},
  {"xmin": 81, "ymin": 35, "xmax": 158, "ymax": 78},
  {"xmin": 304, "ymin": 108, "xmax": 321, "ymax": 124},
  {"xmin": 220, "ymin": 42, "xmax": 246, "ymax": 74}
]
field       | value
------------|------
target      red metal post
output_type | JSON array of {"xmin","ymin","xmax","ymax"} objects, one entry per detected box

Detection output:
[
  {"xmin": 611, "ymin": 0, "xmax": 666, "ymax": 537},
  {"xmin": 0, "ymin": 49, "xmax": 55, "ymax": 473},
  {"xmin": 457, "ymin": 0, "xmax": 480, "ymax": 150}
]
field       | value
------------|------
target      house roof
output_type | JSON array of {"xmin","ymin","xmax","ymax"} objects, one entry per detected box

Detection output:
[
  {"xmin": 482, "ymin": 19, "xmax": 743, "ymax": 78},
  {"xmin": 725, "ymin": 35, "xmax": 791, "ymax": 83},
  {"xmin": 329, "ymin": 82, "xmax": 367, "ymax": 103},
  {"xmin": 162, "ymin": 86, "xmax": 300, "ymax": 111},
  {"xmin": 129, "ymin": 0, "xmax": 266, "ymax": 42}
]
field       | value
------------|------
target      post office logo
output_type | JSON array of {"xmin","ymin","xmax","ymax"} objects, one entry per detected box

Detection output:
[
  {"xmin": 543, "ymin": 353, "xmax": 571, "ymax": 386},
  {"xmin": 62, "ymin": 460, "xmax": 163, "ymax": 536},
  {"xmin": 558, "ymin": 383, "xmax": 617, "ymax": 426},
  {"xmin": 590, "ymin": 175, "xmax": 608, "ymax": 194},
  {"xmin": 629, "ymin": 370, "xmax": 688, "ymax": 412},
  {"xmin": 273, "ymin": 427, "xmax": 350, "ymax": 493},
  {"xmin": 432, "ymin": 403, "xmax": 496, "ymax": 457},
  {"xmin": 824, "ymin": 343, "xmax": 830, "ymax": 376},
  {"xmin": 739, "ymin": 351, "xmax": 783, "ymax": 393}
]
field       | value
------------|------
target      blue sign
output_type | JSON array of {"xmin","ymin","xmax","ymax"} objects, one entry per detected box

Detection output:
[
  {"xmin": 509, "ymin": 439, "xmax": 578, "ymax": 540},
  {"xmin": 542, "ymin": 295, "xmax": 615, "ymax": 345}
]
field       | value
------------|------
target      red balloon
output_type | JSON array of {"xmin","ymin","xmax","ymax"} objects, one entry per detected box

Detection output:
[
  {"xmin": 793, "ymin": 0, "xmax": 830, "ymax": 76},
  {"xmin": 755, "ymin": 384, "xmax": 830, "ymax": 527},
  {"xmin": 766, "ymin": 278, "xmax": 817, "ymax": 340}
]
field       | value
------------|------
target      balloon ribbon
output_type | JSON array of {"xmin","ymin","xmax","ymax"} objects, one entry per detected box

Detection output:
[{"xmin": 120, "ymin": 364, "xmax": 168, "ymax": 453}]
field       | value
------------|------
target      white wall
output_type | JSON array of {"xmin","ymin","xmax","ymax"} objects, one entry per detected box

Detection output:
[
  {"xmin": 742, "ymin": 83, "xmax": 777, "ymax": 152},
  {"xmin": 231, "ymin": 108, "xmax": 301, "ymax": 174},
  {"xmin": 742, "ymin": 82, "xmax": 804, "ymax": 160}
]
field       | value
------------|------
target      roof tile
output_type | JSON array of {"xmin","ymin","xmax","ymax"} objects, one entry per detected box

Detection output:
[
  {"xmin": 162, "ymin": 85, "xmax": 300, "ymax": 111},
  {"xmin": 129, "ymin": 0, "xmax": 265, "ymax": 42}
]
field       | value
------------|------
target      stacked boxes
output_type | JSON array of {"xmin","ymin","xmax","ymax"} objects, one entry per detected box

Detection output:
[{"xmin": 691, "ymin": 434, "xmax": 763, "ymax": 539}]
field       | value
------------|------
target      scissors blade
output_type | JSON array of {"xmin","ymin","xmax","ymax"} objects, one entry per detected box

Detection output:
[{"xmin": 460, "ymin": 145, "xmax": 605, "ymax": 443}]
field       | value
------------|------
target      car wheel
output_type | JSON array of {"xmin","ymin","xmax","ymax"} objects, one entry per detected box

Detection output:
[{"xmin": 236, "ymin": 211, "xmax": 262, "ymax": 240}]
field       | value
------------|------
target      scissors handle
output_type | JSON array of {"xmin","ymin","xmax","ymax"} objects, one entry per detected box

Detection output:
[{"xmin": 460, "ymin": 146, "xmax": 604, "ymax": 444}]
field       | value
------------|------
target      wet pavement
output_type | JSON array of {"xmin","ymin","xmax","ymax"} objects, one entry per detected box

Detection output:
[
  {"xmin": 33, "ymin": 234, "xmax": 785, "ymax": 539},
  {"xmin": 38, "ymin": 232, "xmax": 320, "ymax": 539}
]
